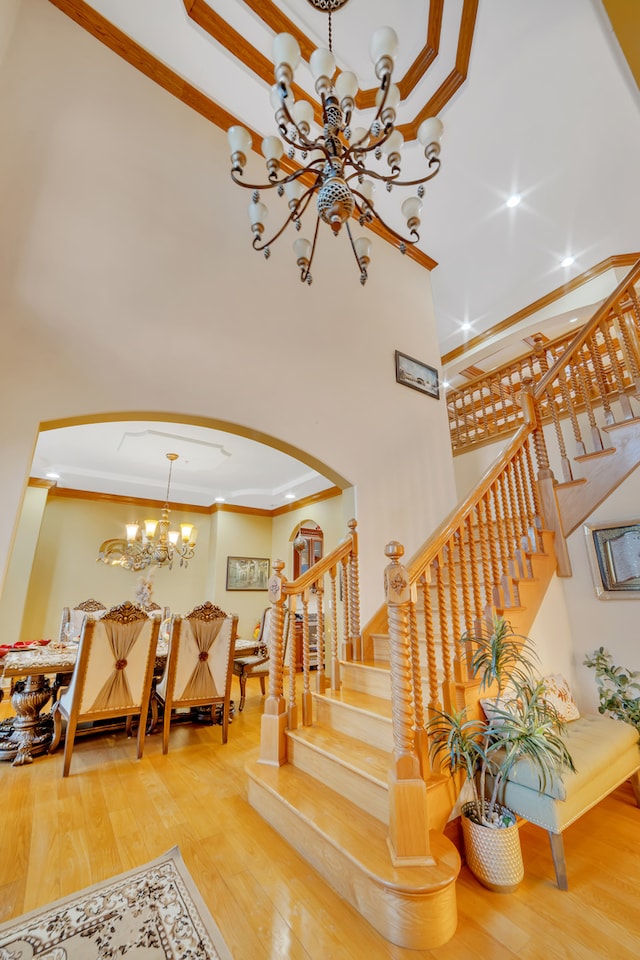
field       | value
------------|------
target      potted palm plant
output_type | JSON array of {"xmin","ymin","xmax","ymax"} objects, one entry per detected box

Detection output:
[{"xmin": 427, "ymin": 617, "xmax": 575, "ymax": 892}]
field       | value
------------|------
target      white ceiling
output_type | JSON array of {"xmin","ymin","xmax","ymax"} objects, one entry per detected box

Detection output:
[
  {"xmin": 33, "ymin": 421, "xmax": 336, "ymax": 509},
  {"xmin": 31, "ymin": 0, "xmax": 640, "ymax": 505}
]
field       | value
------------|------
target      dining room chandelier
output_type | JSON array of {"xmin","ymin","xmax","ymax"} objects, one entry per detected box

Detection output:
[
  {"xmin": 227, "ymin": 0, "xmax": 443, "ymax": 286},
  {"xmin": 96, "ymin": 453, "xmax": 198, "ymax": 571}
]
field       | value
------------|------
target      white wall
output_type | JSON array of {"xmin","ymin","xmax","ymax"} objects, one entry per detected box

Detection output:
[{"xmin": 0, "ymin": 0, "xmax": 457, "ymax": 623}]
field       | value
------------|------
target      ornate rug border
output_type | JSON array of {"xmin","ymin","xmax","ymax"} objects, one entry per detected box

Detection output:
[{"xmin": 0, "ymin": 845, "xmax": 233, "ymax": 960}]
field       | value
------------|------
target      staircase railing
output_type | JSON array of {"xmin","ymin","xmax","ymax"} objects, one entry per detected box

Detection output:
[
  {"xmin": 259, "ymin": 519, "xmax": 361, "ymax": 767},
  {"xmin": 383, "ymin": 257, "xmax": 640, "ymax": 861},
  {"xmin": 447, "ymin": 258, "xmax": 640, "ymax": 454}
]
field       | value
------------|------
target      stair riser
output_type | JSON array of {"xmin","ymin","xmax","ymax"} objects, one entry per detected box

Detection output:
[
  {"xmin": 287, "ymin": 734, "xmax": 389, "ymax": 823},
  {"xmin": 314, "ymin": 697, "xmax": 394, "ymax": 751},
  {"xmin": 247, "ymin": 773, "xmax": 458, "ymax": 950},
  {"xmin": 340, "ymin": 661, "xmax": 438, "ymax": 707}
]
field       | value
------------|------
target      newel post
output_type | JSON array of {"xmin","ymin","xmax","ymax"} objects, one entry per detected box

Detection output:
[
  {"xmin": 385, "ymin": 541, "xmax": 435, "ymax": 867},
  {"xmin": 259, "ymin": 559, "xmax": 288, "ymax": 767}
]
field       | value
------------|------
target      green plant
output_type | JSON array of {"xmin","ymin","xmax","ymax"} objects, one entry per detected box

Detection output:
[
  {"xmin": 427, "ymin": 617, "xmax": 575, "ymax": 828},
  {"xmin": 583, "ymin": 646, "xmax": 640, "ymax": 733}
]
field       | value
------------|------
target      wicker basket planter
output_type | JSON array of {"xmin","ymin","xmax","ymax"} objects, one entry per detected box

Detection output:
[{"xmin": 461, "ymin": 802, "xmax": 524, "ymax": 893}]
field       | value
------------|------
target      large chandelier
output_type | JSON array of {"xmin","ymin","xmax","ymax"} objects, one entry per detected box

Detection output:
[
  {"xmin": 97, "ymin": 453, "xmax": 198, "ymax": 571},
  {"xmin": 227, "ymin": 0, "xmax": 443, "ymax": 286}
]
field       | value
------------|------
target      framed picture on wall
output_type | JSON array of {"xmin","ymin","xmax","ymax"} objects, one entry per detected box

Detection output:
[
  {"xmin": 395, "ymin": 350, "xmax": 439, "ymax": 399},
  {"xmin": 584, "ymin": 519, "xmax": 640, "ymax": 599},
  {"xmin": 226, "ymin": 556, "xmax": 270, "ymax": 591}
]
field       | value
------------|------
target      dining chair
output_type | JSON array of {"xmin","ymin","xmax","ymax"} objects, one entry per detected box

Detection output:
[
  {"xmin": 152, "ymin": 602, "xmax": 238, "ymax": 752},
  {"xmin": 232, "ymin": 604, "xmax": 290, "ymax": 712},
  {"xmin": 58, "ymin": 597, "xmax": 107, "ymax": 644},
  {"xmin": 51, "ymin": 600, "xmax": 160, "ymax": 777}
]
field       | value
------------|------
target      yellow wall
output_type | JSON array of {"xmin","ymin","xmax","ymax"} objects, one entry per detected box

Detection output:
[{"xmin": 12, "ymin": 489, "xmax": 346, "ymax": 643}]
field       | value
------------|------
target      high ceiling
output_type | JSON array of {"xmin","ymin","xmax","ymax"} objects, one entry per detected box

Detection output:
[{"xmin": 29, "ymin": 0, "xmax": 640, "ymax": 505}]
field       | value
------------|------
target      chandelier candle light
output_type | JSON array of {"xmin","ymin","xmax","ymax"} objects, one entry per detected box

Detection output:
[
  {"xmin": 227, "ymin": 0, "xmax": 443, "ymax": 285},
  {"xmin": 97, "ymin": 453, "xmax": 198, "ymax": 571}
]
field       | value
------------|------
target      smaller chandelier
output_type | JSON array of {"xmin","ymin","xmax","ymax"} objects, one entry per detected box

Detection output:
[
  {"xmin": 97, "ymin": 453, "xmax": 198, "ymax": 571},
  {"xmin": 227, "ymin": 2, "xmax": 443, "ymax": 285}
]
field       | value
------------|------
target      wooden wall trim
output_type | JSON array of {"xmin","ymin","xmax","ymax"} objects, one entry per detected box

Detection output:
[
  {"xmin": 441, "ymin": 252, "xmax": 640, "ymax": 367},
  {"xmin": 33, "ymin": 478, "xmax": 343, "ymax": 517}
]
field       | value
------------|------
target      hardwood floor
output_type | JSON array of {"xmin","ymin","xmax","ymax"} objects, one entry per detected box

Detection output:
[{"xmin": 0, "ymin": 689, "xmax": 639, "ymax": 959}]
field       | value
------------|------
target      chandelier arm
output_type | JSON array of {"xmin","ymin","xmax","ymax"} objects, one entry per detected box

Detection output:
[
  {"xmin": 251, "ymin": 190, "xmax": 317, "ymax": 252},
  {"xmin": 274, "ymin": 96, "xmax": 323, "ymax": 154},
  {"xmin": 362, "ymin": 203, "xmax": 420, "ymax": 248},
  {"xmin": 300, "ymin": 214, "xmax": 321, "ymax": 284},
  {"xmin": 231, "ymin": 163, "xmax": 326, "ymax": 194},
  {"xmin": 345, "ymin": 221, "xmax": 367, "ymax": 284},
  {"xmin": 382, "ymin": 159, "xmax": 442, "ymax": 190}
]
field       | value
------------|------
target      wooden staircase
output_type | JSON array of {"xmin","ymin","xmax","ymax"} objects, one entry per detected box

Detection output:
[{"xmin": 247, "ymin": 261, "xmax": 640, "ymax": 950}]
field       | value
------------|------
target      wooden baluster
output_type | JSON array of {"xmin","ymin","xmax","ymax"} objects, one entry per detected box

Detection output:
[
  {"xmin": 288, "ymin": 595, "xmax": 298, "ymax": 731},
  {"xmin": 466, "ymin": 508, "xmax": 483, "ymax": 633},
  {"xmin": 447, "ymin": 535, "xmax": 465, "ymax": 689},
  {"xmin": 620, "ymin": 290, "xmax": 640, "ymax": 393},
  {"xmin": 499, "ymin": 467, "xmax": 518, "ymax": 581},
  {"xmin": 519, "ymin": 446, "xmax": 540, "ymax": 553},
  {"xmin": 522, "ymin": 438, "xmax": 542, "ymax": 530},
  {"xmin": 259, "ymin": 560, "xmax": 288, "ymax": 767},
  {"xmin": 435, "ymin": 551, "xmax": 455, "ymax": 711},
  {"xmin": 347, "ymin": 519, "xmax": 362, "ymax": 660},
  {"xmin": 505, "ymin": 458, "xmax": 525, "ymax": 579},
  {"xmin": 513, "ymin": 449, "xmax": 533, "ymax": 555},
  {"xmin": 301, "ymin": 591, "xmax": 312, "ymax": 726},
  {"xmin": 408, "ymin": 591, "xmax": 430, "ymax": 777},
  {"xmin": 315, "ymin": 579, "xmax": 327, "ymax": 693},
  {"xmin": 601, "ymin": 317, "xmax": 634, "ymax": 419},
  {"xmin": 384, "ymin": 542, "xmax": 434, "ymax": 867},
  {"xmin": 330, "ymin": 566, "xmax": 340, "ymax": 691},
  {"xmin": 557, "ymin": 360, "xmax": 586, "ymax": 458},
  {"xmin": 421, "ymin": 571, "xmax": 441, "ymax": 713},
  {"xmin": 497, "ymin": 374, "xmax": 510, "ymax": 435},
  {"xmin": 458, "ymin": 520, "xmax": 474, "ymax": 642},
  {"xmin": 614, "ymin": 304, "xmax": 640, "ymax": 395},
  {"xmin": 341, "ymin": 557, "xmax": 352, "ymax": 661},
  {"xmin": 478, "ymin": 383, "xmax": 490, "ymax": 440},
  {"xmin": 588, "ymin": 331, "xmax": 615, "ymax": 426},
  {"xmin": 481, "ymin": 492, "xmax": 502, "ymax": 609},
  {"xmin": 493, "ymin": 478, "xmax": 514, "ymax": 607},
  {"xmin": 573, "ymin": 345, "xmax": 604, "ymax": 451},
  {"xmin": 566, "ymin": 361, "xmax": 588, "ymax": 455}
]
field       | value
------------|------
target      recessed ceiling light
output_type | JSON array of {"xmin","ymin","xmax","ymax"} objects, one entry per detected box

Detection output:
[
  {"xmin": 285, "ymin": 493, "xmax": 296, "ymax": 500},
  {"xmin": 45, "ymin": 472, "xmax": 60, "ymax": 480},
  {"xmin": 569, "ymin": 317, "xmax": 579, "ymax": 324},
  {"xmin": 441, "ymin": 380, "xmax": 450, "ymax": 389},
  {"xmin": 506, "ymin": 194, "xmax": 521, "ymax": 208},
  {"xmin": 215, "ymin": 496, "xmax": 225, "ymax": 503},
  {"xmin": 461, "ymin": 322, "xmax": 472, "ymax": 332},
  {"xmin": 561, "ymin": 256, "xmax": 575, "ymax": 267}
]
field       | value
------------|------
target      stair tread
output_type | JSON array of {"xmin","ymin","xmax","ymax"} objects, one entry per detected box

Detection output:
[
  {"xmin": 287, "ymin": 722, "xmax": 391, "ymax": 785},
  {"xmin": 314, "ymin": 687, "xmax": 393, "ymax": 719},
  {"xmin": 246, "ymin": 758, "xmax": 459, "ymax": 892},
  {"xmin": 340, "ymin": 657, "xmax": 390, "ymax": 672}
]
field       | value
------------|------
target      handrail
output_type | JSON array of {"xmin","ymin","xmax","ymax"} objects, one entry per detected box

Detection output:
[
  {"xmin": 408, "ymin": 410, "xmax": 535, "ymax": 581},
  {"xmin": 533, "ymin": 257, "xmax": 640, "ymax": 399}
]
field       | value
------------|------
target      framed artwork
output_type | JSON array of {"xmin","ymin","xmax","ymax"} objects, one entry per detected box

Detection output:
[
  {"xmin": 226, "ymin": 556, "xmax": 270, "ymax": 591},
  {"xmin": 584, "ymin": 520, "xmax": 640, "ymax": 599},
  {"xmin": 395, "ymin": 350, "xmax": 439, "ymax": 399}
]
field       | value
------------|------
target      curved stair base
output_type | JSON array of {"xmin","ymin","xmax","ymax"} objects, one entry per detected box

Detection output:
[{"xmin": 246, "ymin": 758, "xmax": 460, "ymax": 950}]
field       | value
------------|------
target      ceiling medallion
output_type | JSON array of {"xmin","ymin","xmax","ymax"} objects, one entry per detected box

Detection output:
[{"xmin": 227, "ymin": 6, "xmax": 443, "ymax": 285}]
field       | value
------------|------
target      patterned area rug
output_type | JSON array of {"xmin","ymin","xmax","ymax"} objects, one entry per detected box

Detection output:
[{"xmin": 0, "ymin": 847, "xmax": 232, "ymax": 959}]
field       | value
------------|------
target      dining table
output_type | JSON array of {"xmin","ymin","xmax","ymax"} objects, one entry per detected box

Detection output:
[
  {"xmin": 0, "ymin": 634, "xmax": 263, "ymax": 766},
  {"xmin": 0, "ymin": 638, "xmax": 168, "ymax": 767}
]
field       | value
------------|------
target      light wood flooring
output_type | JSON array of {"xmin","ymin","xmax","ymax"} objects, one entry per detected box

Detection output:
[{"xmin": 1, "ymin": 687, "xmax": 639, "ymax": 959}]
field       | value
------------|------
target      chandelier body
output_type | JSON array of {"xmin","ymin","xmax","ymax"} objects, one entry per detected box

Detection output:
[
  {"xmin": 97, "ymin": 453, "xmax": 198, "ymax": 571},
  {"xmin": 227, "ymin": 6, "xmax": 443, "ymax": 285}
]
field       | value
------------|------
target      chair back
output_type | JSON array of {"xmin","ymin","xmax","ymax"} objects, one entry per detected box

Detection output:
[
  {"xmin": 157, "ymin": 602, "xmax": 236, "ymax": 705},
  {"xmin": 59, "ymin": 598, "xmax": 107, "ymax": 644},
  {"xmin": 63, "ymin": 601, "xmax": 159, "ymax": 718}
]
